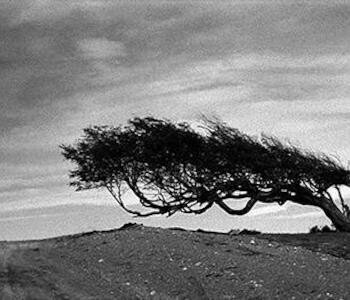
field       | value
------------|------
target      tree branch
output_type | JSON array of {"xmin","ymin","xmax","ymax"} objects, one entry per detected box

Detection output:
[
  {"xmin": 105, "ymin": 183, "xmax": 165, "ymax": 217},
  {"xmin": 215, "ymin": 198, "xmax": 258, "ymax": 215},
  {"xmin": 335, "ymin": 185, "xmax": 348, "ymax": 215}
]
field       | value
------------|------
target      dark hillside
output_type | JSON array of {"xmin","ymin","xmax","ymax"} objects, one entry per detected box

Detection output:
[
  {"xmin": 260, "ymin": 232, "xmax": 350, "ymax": 260},
  {"xmin": 1, "ymin": 225, "xmax": 350, "ymax": 299}
]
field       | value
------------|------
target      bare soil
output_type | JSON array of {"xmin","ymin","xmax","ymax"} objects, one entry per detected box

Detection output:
[{"xmin": 1, "ymin": 224, "xmax": 350, "ymax": 299}]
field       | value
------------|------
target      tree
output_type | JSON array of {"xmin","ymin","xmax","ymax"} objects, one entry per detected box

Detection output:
[{"xmin": 61, "ymin": 117, "xmax": 350, "ymax": 231}]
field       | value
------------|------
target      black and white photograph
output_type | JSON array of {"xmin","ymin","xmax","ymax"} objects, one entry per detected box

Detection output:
[{"xmin": 1, "ymin": 1, "xmax": 350, "ymax": 299}]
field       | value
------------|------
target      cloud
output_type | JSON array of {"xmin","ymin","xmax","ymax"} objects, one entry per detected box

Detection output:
[
  {"xmin": 0, "ymin": 174, "xmax": 66, "ymax": 194},
  {"xmin": 16, "ymin": 73, "xmax": 78, "ymax": 107},
  {"xmin": 2, "ymin": 1, "xmax": 349, "ymax": 117},
  {"xmin": 273, "ymin": 211, "xmax": 324, "ymax": 220},
  {"xmin": 1, "ymin": 0, "xmax": 350, "ymax": 221},
  {"xmin": 77, "ymin": 38, "xmax": 126, "ymax": 61},
  {"xmin": 0, "ymin": 190, "xmax": 116, "ymax": 212},
  {"xmin": 0, "ymin": 211, "xmax": 82, "ymax": 222},
  {"xmin": 0, "ymin": 115, "xmax": 26, "ymax": 136},
  {"xmin": 226, "ymin": 53, "xmax": 350, "ymax": 71},
  {"xmin": 9, "ymin": 0, "xmax": 82, "ymax": 26},
  {"xmin": 247, "ymin": 204, "xmax": 289, "ymax": 217}
]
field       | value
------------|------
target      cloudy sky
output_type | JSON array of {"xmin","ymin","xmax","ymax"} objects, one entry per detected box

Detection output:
[{"xmin": 1, "ymin": 0, "xmax": 350, "ymax": 240}]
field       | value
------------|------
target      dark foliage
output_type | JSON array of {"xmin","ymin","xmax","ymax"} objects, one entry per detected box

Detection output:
[
  {"xmin": 61, "ymin": 117, "xmax": 350, "ymax": 230},
  {"xmin": 309, "ymin": 225, "xmax": 321, "ymax": 234},
  {"xmin": 309, "ymin": 225, "xmax": 335, "ymax": 234},
  {"xmin": 238, "ymin": 229, "xmax": 261, "ymax": 235},
  {"xmin": 321, "ymin": 225, "xmax": 334, "ymax": 233}
]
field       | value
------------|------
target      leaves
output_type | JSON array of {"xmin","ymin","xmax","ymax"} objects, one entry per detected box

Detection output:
[{"xmin": 61, "ymin": 117, "xmax": 350, "ymax": 217}]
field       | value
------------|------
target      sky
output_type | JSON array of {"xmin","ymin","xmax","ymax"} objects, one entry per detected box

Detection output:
[{"xmin": 1, "ymin": 0, "xmax": 350, "ymax": 240}]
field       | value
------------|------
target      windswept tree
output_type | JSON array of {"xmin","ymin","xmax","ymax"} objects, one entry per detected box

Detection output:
[{"xmin": 61, "ymin": 117, "xmax": 350, "ymax": 231}]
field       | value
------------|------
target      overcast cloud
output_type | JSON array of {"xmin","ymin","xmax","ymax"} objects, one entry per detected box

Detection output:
[{"xmin": 1, "ymin": 1, "xmax": 350, "ymax": 236}]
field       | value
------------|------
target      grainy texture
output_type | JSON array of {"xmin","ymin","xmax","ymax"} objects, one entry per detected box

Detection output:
[{"xmin": 1, "ymin": 225, "xmax": 350, "ymax": 299}]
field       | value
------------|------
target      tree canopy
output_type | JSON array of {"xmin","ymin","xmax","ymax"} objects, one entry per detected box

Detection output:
[{"xmin": 61, "ymin": 117, "xmax": 350, "ymax": 231}]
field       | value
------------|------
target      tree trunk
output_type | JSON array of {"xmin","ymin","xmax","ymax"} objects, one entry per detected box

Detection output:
[{"xmin": 318, "ymin": 197, "xmax": 350, "ymax": 232}]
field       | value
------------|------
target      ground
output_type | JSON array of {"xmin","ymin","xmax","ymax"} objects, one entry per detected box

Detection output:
[{"xmin": 1, "ymin": 224, "xmax": 350, "ymax": 300}]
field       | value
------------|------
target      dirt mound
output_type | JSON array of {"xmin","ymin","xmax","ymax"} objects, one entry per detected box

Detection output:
[{"xmin": 1, "ymin": 225, "xmax": 350, "ymax": 299}]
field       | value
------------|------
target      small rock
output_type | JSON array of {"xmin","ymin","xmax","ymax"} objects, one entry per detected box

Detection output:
[
  {"xmin": 98, "ymin": 259, "xmax": 104, "ymax": 263},
  {"xmin": 195, "ymin": 262, "xmax": 202, "ymax": 266},
  {"xmin": 250, "ymin": 240, "xmax": 256, "ymax": 245},
  {"xmin": 125, "ymin": 282, "xmax": 130, "ymax": 286},
  {"xmin": 150, "ymin": 290, "xmax": 156, "ymax": 296},
  {"xmin": 182, "ymin": 267, "xmax": 188, "ymax": 271},
  {"xmin": 249, "ymin": 280, "xmax": 262, "ymax": 288}
]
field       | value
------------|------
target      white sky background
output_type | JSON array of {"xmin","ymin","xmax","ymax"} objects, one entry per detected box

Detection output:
[{"xmin": 1, "ymin": 0, "xmax": 350, "ymax": 239}]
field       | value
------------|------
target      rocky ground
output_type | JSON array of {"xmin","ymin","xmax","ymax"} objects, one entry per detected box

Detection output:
[{"xmin": 1, "ymin": 224, "xmax": 350, "ymax": 299}]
